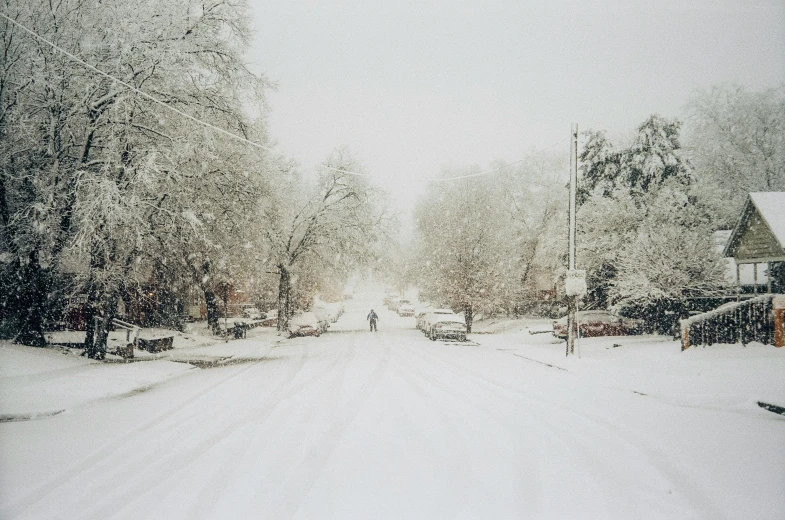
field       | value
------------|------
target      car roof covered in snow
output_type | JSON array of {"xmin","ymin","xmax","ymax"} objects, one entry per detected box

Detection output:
[
  {"xmin": 291, "ymin": 312, "xmax": 318, "ymax": 325},
  {"xmin": 429, "ymin": 313, "xmax": 463, "ymax": 324}
]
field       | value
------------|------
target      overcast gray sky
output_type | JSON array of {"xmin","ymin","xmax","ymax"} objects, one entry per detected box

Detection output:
[{"xmin": 248, "ymin": 0, "xmax": 785, "ymax": 211}]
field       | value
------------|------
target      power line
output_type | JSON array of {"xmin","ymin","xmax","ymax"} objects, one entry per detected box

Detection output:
[
  {"xmin": 318, "ymin": 135, "xmax": 569, "ymax": 182},
  {"xmin": 426, "ymin": 136, "xmax": 570, "ymax": 182},
  {"xmin": 0, "ymin": 11, "xmax": 275, "ymax": 154},
  {"xmin": 2, "ymin": 10, "xmax": 573, "ymax": 184}
]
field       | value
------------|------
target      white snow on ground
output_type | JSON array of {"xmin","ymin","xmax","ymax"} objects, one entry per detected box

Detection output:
[
  {"xmin": 0, "ymin": 343, "xmax": 194, "ymax": 418},
  {"xmin": 1, "ymin": 288, "xmax": 783, "ymax": 519},
  {"xmin": 44, "ymin": 319, "xmax": 273, "ymax": 360}
]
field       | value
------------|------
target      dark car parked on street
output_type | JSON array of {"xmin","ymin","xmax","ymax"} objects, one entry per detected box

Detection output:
[{"xmin": 552, "ymin": 311, "xmax": 644, "ymax": 339}]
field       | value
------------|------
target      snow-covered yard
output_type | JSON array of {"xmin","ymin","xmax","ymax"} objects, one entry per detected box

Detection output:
[{"xmin": 1, "ymin": 296, "xmax": 783, "ymax": 519}]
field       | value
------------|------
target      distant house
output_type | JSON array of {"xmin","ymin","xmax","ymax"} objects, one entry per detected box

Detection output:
[
  {"xmin": 681, "ymin": 192, "xmax": 785, "ymax": 350},
  {"xmin": 723, "ymin": 192, "xmax": 785, "ymax": 293}
]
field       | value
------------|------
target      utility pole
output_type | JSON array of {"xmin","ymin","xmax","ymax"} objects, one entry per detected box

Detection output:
[{"xmin": 567, "ymin": 123, "xmax": 579, "ymax": 356}]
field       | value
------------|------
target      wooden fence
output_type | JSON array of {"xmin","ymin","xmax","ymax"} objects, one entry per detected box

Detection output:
[{"xmin": 680, "ymin": 294, "xmax": 785, "ymax": 350}]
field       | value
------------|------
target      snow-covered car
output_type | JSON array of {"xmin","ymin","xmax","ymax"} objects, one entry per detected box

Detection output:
[
  {"xmin": 420, "ymin": 309, "xmax": 457, "ymax": 334},
  {"xmin": 288, "ymin": 312, "xmax": 322, "ymax": 337},
  {"xmin": 260, "ymin": 309, "xmax": 278, "ymax": 327},
  {"xmin": 552, "ymin": 311, "xmax": 644, "ymax": 339},
  {"xmin": 415, "ymin": 307, "xmax": 434, "ymax": 330},
  {"xmin": 323, "ymin": 302, "xmax": 344, "ymax": 322},
  {"xmin": 312, "ymin": 307, "xmax": 331, "ymax": 333},
  {"xmin": 241, "ymin": 305, "xmax": 264, "ymax": 319},
  {"xmin": 426, "ymin": 314, "xmax": 467, "ymax": 341},
  {"xmin": 392, "ymin": 298, "xmax": 412, "ymax": 312},
  {"xmin": 398, "ymin": 303, "xmax": 416, "ymax": 317}
]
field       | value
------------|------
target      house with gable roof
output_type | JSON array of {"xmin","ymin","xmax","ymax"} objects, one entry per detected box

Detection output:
[
  {"xmin": 723, "ymin": 192, "xmax": 785, "ymax": 293},
  {"xmin": 681, "ymin": 192, "xmax": 785, "ymax": 349}
]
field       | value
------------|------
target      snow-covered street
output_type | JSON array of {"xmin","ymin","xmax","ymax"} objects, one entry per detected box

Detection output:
[{"xmin": 1, "ymin": 292, "xmax": 783, "ymax": 520}]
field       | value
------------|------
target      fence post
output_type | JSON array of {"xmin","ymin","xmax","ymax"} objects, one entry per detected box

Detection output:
[
  {"xmin": 681, "ymin": 321, "xmax": 690, "ymax": 351},
  {"xmin": 774, "ymin": 295, "xmax": 785, "ymax": 348}
]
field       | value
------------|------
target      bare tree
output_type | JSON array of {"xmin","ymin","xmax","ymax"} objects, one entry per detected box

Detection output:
[{"xmin": 262, "ymin": 148, "xmax": 386, "ymax": 331}]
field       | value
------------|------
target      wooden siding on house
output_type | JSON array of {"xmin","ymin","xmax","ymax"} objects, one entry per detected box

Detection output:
[
  {"xmin": 724, "ymin": 193, "xmax": 785, "ymax": 264},
  {"xmin": 733, "ymin": 212, "xmax": 785, "ymax": 263}
]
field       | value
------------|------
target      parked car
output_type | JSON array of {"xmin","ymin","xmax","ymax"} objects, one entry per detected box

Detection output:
[
  {"xmin": 426, "ymin": 313, "xmax": 468, "ymax": 341},
  {"xmin": 552, "ymin": 310, "xmax": 644, "ymax": 339},
  {"xmin": 241, "ymin": 304, "xmax": 264, "ymax": 320},
  {"xmin": 398, "ymin": 303, "xmax": 416, "ymax": 317},
  {"xmin": 420, "ymin": 309, "xmax": 457, "ymax": 334},
  {"xmin": 323, "ymin": 302, "xmax": 344, "ymax": 323},
  {"xmin": 288, "ymin": 312, "xmax": 322, "ymax": 337},
  {"xmin": 415, "ymin": 306, "xmax": 435, "ymax": 330},
  {"xmin": 383, "ymin": 291, "xmax": 398, "ymax": 307},
  {"xmin": 258, "ymin": 309, "xmax": 277, "ymax": 327},
  {"xmin": 311, "ymin": 307, "xmax": 331, "ymax": 333}
]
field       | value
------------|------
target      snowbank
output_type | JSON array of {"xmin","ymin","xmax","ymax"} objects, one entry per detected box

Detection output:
[
  {"xmin": 1, "ymin": 324, "xmax": 282, "ymax": 419},
  {"xmin": 476, "ymin": 327, "xmax": 785, "ymax": 412},
  {"xmin": 0, "ymin": 342, "xmax": 194, "ymax": 419}
]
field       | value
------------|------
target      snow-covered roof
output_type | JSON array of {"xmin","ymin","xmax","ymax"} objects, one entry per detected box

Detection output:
[
  {"xmin": 750, "ymin": 192, "xmax": 785, "ymax": 247},
  {"xmin": 723, "ymin": 192, "xmax": 785, "ymax": 262}
]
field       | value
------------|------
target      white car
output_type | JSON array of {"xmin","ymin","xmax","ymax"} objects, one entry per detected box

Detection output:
[
  {"xmin": 415, "ymin": 307, "xmax": 434, "ymax": 330},
  {"xmin": 426, "ymin": 313, "xmax": 467, "ymax": 341},
  {"xmin": 420, "ymin": 309, "xmax": 455, "ymax": 334},
  {"xmin": 398, "ymin": 303, "xmax": 416, "ymax": 317},
  {"xmin": 241, "ymin": 304, "xmax": 263, "ymax": 319},
  {"xmin": 311, "ymin": 307, "xmax": 331, "ymax": 333},
  {"xmin": 288, "ymin": 312, "xmax": 322, "ymax": 337}
]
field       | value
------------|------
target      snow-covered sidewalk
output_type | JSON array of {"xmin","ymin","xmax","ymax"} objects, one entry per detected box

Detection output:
[
  {"xmin": 473, "ymin": 321, "xmax": 785, "ymax": 413},
  {"xmin": 0, "ymin": 325, "xmax": 283, "ymax": 420}
]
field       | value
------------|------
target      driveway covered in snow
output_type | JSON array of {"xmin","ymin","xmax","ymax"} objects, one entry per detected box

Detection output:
[{"xmin": 1, "ymin": 296, "xmax": 783, "ymax": 519}]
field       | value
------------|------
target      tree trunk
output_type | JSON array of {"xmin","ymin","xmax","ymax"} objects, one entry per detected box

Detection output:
[
  {"xmin": 203, "ymin": 286, "xmax": 220, "ymax": 334},
  {"xmin": 83, "ymin": 239, "xmax": 106, "ymax": 358},
  {"xmin": 93, "ymin": 291, "xmax": 118, "ymax": 359},
  {"xmin": 83, "ymin": 283, "xmax": 101, "ymax": 358},
  {"xmin": 14, "ymin": 250, "xmax": 47, "ymax": 347},
  {"xmin": 464, "ymin": 303, "xmax": 473, "ymax": 333},
  {"xmin": 277, "ymin": 264, "xmax": 291, "ymax": 332}
]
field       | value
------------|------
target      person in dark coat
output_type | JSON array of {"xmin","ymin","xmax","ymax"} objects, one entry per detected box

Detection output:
[{"xmin": 367, "ymin": 309, "xmax": 378, "ymax": 332}]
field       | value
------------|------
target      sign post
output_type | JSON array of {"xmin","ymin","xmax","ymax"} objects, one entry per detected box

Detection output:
[{"xmin": 566, "ymin": 123, "xmax": 579, "ymax": 356}]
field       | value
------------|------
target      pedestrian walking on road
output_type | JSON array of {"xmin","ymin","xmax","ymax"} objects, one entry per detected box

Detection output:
[{"xmin": 367, "ymin": 309, "xmax": 378, "ymax": 332}]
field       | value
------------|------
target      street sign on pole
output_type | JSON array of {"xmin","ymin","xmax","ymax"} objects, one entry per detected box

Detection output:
[{"xmin": 565, "ymin": 269, "xmax": 587, "ymax": 297}]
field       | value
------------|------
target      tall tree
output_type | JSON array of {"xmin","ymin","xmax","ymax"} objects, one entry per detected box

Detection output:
[
  {"xmin": 261, "ymin": 148, "xmax": 385, "ymax": 331},
  {"xmin": 0, "ymin": 0, "xmax": 272, "ymax": 355},
  {"xmin": 685, "ymin": 84, "xmax": 785, "ymax": 226},
  {"xmin": 577, "ymin": 115, "xmax": 724, "ymax": 327},
  {"xmin": 415, "ymin": 171, "xmax": 514, "ymax": 331}
]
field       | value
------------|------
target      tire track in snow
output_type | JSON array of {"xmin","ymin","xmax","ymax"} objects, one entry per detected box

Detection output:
[
  {"xmin": 1, "ymin": 349, "xmax": 280, "ymax": 519},
  {"xmin": 3, "ymin": 341, "xmax": 315, "ymax": 520},
  {"xmin": 78, "ymin": 343, "xmax": 354, "ymax": 520},
  {"xmin": 90, "ymin": 335, "xmax": 381, "ymax": 520},
  {"xmin": 278, "ymin": 332, "xmax": 392, "ymax": 520},
  {"xmin": 178, "ymin": 337, "xmax": 362, "ymax": 519},
  {"xmin": 386, "ymin": 345, "xmax": 542, "ymax": 517}
]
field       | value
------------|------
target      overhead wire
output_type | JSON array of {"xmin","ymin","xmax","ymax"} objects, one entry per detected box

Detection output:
[
  {"xmin": 0, "ymin": 11, "xmax": 275, "ymax": 154},
  {"xmin": 426, "ymin": 136, "xmax": 569, "ymax": 182},
  {"xmin": 1, "ymin": 10, "xmax": 573, "ymax": 184}
]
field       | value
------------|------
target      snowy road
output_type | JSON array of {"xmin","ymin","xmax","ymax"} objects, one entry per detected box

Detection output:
[{"xmin": 1, "ymin": 296, "xmax": 783, "ymax": 519}]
